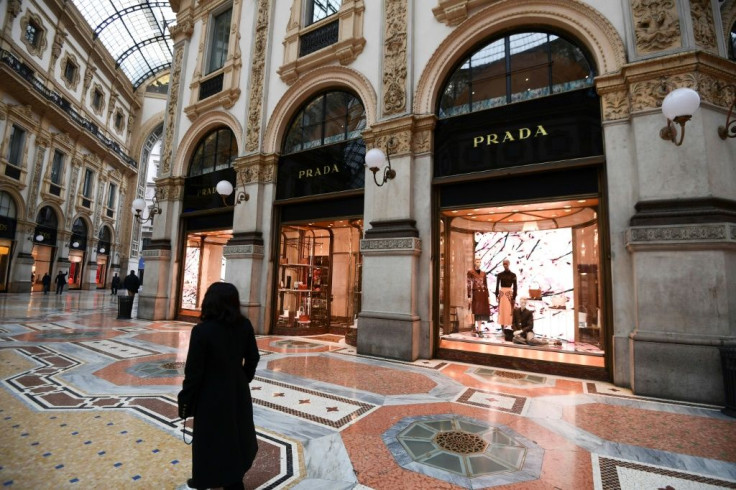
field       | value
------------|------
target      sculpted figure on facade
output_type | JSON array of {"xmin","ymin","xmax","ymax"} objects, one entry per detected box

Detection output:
[
  {"xmin": 382, "ymin": 0, "xmax": 408, "ymax": 116},
  {"xmin": 161, "ymin": 46, "xmax": 184, "ymax": 176},
  {"xmin": 689, "ymin": 0, "xmax": 717, "ymax": 52},
  {"xmin": 632, "ymin": 0, "xmax": 681, "ymax": 54},
  {"xmin": 246, "ymin": 0, "xmax": 270, "ymax": 152},
  {"xmin": 50, "ymin": 26, "xmax": 68, "ymax": 68}
]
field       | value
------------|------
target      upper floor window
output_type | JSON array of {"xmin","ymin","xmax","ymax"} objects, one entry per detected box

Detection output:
[
  {"xmin": 50, "ymin": 150, "xmax": 65, "ymax": 185},
  {"xmin": 7, "ymin": 125, "xmax": 26, "ymax": 167},
  {"xmin": 306, "ymin": 0, "xmax": 341, "ymax": 26},
  {"xmin": 92, "ymin": 88, "xmax": 104, "ymax": 112},
  {"xmin": 114, "ymin": 111, "xmax": 125, "ymax": 132},
  {"xmin": 729, "ymin": 21, "xmax": 736, "ymax": 61},
  {"xmin": 188, "ymin": 127, "xmax": 237, "ymax": 177},
  {"xmin": 283, "ymin": 91, "xmax": 366, "ymax": 154},
  {"xmin": 25, "ymin": 19, "xmax": 43, "ymax": 48},
  {"xmin": 64, "ymin": 59, "xmax": 77, "ymax": 84},
  {"xmin": 207, "ymin": 7, "xmax": 232, "ymax": 74},
  {"xmin": 0, "ymin": 191, "xmax": 17, "ymax": 218},
  {"xmin": 107, "ymin": 183, "xmax": 117, "ymax": 209},
  {"xmin": 82, "ymin": 169, "xmax": 94, "ymax": 198},
  {"xmin": 438, "ymin": 32, "xmax": 595, "ymax": 118}
]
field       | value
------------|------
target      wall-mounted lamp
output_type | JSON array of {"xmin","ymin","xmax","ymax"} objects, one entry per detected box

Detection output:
[
  {"xmin": 718, "ymin": 92, "xmax": 736, "ymax": 139},
  {"xmin": 72, "ymin": 241, "xmax": 80, "ymax": 248},
  {"xmin": 216, "ymin": 177, "xmax": 249, "ymax": 206},
  {"xmin": 99, "ymin": 247, "xmax": 106, "ymax": 254},
  {"xmin": 29, "ymin": 234, "xmax": 43, "ymax": 242},
  {"xmin": 132, "ymin": 189, "xmax": 161, "ymax": 224},
  {"xmin": 364, "ymin": 138, "xmax": 397, "ymax": 187},
  {"xmin": 660, "ymin": 88, "xmax": 701, "ymax": 146}
]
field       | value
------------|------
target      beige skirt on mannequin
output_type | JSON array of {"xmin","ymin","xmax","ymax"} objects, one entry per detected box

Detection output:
[{"xmin": 497, "ymin": 287, "xmax": 513, "ymax": 326}]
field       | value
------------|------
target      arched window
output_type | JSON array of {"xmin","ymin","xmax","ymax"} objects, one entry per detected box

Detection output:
[
  {"xmin": 283, "ymin": 91, "xmax": 366, "ymax": 154},
  {"xmin": 187, "ymin": 127, "xmax": 237, "ymax": 177},
  {"xmin": 729, "ymin": 21, "xmax": 736, "ymax": 61},
  {"xmin": 0, "ymin": 191, "xmax": 17, "ymax": 218},
  {"xmin": 438, "ymin": 32, "xmax": 595, "ymax": 118},
  {"xmin": 71, "ymin": 218, "xmax": 87, "ymax": 249},
  {"xmin": 35, "ymin": 206, "xmax": 57, "ymax": 228}
]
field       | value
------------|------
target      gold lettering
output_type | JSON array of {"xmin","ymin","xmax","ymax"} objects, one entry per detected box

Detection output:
[
  {"xmin": 306, "ymin": 170, "xmax": 313, "ymax": 178},
  {"xmin": 502, "ymin": 131, "xmax": 515, "ymax": 143},
  {"xmin": 332, "ymin": 164, "xmax": 339, "ymax": 173},
  {"xmin": 486, "ymin": 133, "xmax": 499, "ymax": 145},
  {"xmin": 315, "ymin": 168, "xmax": 322, "ymax": 177},
  {"xmin": 298, "ymin": 170, "xmax": 305, "ymax": 179},
  {"xmin": 519, "ymin": 128, "xmax": 531, "ymax": 139},
  {"xmin": 534, "ymin": 125, "xmax": 548, "ymax": 137},
  {"xmin": 473, "ymin": 136, "xmax": 484, "ymax": 148},
  {"xmin": 297, "ymin": 164, "xmax": 342, "ymax": 179},
  {"xmin": 0, "ymin": 224, "xmax": 7, "ymax": 231}
]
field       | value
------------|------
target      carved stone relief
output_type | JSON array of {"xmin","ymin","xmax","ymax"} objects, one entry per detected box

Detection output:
[
  {"xmin": 689, "ymin": 0, "xmax": 717, "ymax": 52},
  {"xmin": 66, "ymin": 164, "xmax": 80, "ymax": 228},
  {"xmin": 50, "ymin": 26, "xmax": 68, "ymax": 68},
  {"xmin": 27, "ymin": 144, "xmax": 46, "ymax": 218},
  {"xmin": 161, "ymin": 45, "xmax": 184, "ymax": 176},
  {"xmin": 631, "ymin": 0, "xmax": 681, "ymax": 54},
  {"xmin": 630, "ymin": 74, "xmax": 696, "ymax": 113},
  {"xmin": 382, "ymin": 0, "xmax": 408, "ymax": 116},
  {"xmin": 245, "ymin": 0, "xmax": 270, "ymax": 153},
  {"xmin": 601, "ymin": 90, "xmax": 631, "ymax": 121}
]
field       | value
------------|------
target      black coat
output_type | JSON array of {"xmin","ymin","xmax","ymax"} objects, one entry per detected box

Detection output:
[
  {"xmin": 123, "ymin": 273, "xmax": 140, "ymax": 293},
  {"xmin": 513, "ymin": 307, "xmax": 534, "ymax": 333},
  {"xmin": 179, "ymin": 318, "xmax": 260, "ymax": 488}
]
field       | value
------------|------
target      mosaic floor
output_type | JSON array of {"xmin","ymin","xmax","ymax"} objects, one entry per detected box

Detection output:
[{"xmin": 1, "ymin": 291, "xmax": 735, "ymax": 489}]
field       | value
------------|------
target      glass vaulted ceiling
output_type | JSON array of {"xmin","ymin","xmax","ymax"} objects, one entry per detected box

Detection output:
[{"xmin": 72, "ymin": 1, "xmax": 176, "ymax": 89}]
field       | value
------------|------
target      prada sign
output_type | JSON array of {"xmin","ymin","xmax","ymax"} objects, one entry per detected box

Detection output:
[
  {"xmin": 276, "ymin": 140, "xmax": 365, "ymax": 200},
  {"xmin": 434, "ymin": 90, "xmax": 603, "ymax": 178},
  {"xmin": 183, "ymin": 168, "xmax": 236, "ymax": 212}
]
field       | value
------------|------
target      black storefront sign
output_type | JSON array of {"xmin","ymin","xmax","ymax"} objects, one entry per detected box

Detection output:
[
  {"xmin": 33, "ymin": 225, "xmax": 57, "ymax": 245},
  {"xmin": 70, "ymin": 233, "xmax": 86, "ymax": 250},
  {"xmin": 0, "ymin": 216, "xmax": 16, "ymax": 239},
  {"xmin": 183, "ymin": 168, "xmax": 237, "ymax": 213},
  {"xmin": 276, "ymin": 140, "xmax": 365, "ymax": 200},
  {"xmin": 434, "ymin": 90, "xmax": 603, "ymax": 178}
]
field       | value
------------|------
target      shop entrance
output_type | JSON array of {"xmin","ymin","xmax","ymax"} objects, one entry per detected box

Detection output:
[
  {"xmin": 273, "ymin": 219, "xmax": 362, "ymax": 335},
  {"xmin": 179, "ymin": 229, "xmax": 232, "ymax": 318}
]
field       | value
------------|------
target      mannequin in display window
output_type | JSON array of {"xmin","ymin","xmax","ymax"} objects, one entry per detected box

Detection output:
[
  {"xmin": 512, "ymin": 298, "xmax": 549, "ymax": 346},
  {"xmin": 467, "ymin": 257, "xmax": 491, "ymax": 337},
  {"xmin": 495, "ymin": 259, "xmax": 517, "ymax": 329}
]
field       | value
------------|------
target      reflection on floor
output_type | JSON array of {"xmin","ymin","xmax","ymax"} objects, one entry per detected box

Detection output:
[
  {"xmin": 0, "ymin": 290, "xmax": 734, "ymax": 489},
  {"xmin": 442, "ymin": 326, "xmax": 604, "ymax": 356}
]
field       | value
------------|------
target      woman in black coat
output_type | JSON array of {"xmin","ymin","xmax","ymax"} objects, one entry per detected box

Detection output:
[{"xmin": 178, "ymin": 282, "xmax": 260, "ymax": 490}]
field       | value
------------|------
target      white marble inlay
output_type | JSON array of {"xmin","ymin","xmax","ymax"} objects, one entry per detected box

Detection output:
[
  {"xmin": 78, "ymin": 339, "xmax": 153, "ymax": 358},
  {"xmin": 251, "ymin": 378, "xmax": 374, "ymax": 428},
  {"xmin": 26, "ymin": 322, "xmax": 68, "ymax": 331},
  {"xmin": 463, "ymin": 390, "xmax": 520, "ymax": 411}
]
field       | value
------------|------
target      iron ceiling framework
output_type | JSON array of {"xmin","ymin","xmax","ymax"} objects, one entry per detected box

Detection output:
[{"xmin": 72, "ymin": 1, "xmax": 176, "ymax": 89}]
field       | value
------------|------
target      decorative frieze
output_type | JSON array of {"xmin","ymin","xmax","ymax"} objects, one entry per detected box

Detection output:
[
  {"xmin": 223, "ymin": 244, "xmax": 265, "ymax": 258},
  {"xmin": 360, "ymin": 237, "xmax": 422, "ymax": 254},
  {"xmin": 626, "ymin": 224, "xmax": 735, "ymax": 250},
  {"xmin": 234, "ymin": 154, "xmax": 277, "ymax": 184},
  {"xmin": 631, "ymin": 0, "xmax": 681, "ymax": 55},
  {"xmin": 382, "ymin": 0, "xmax": 408, "ymax": 116},
  {"xmin": 245, "ymin": 0, "xmax": 270, "ymax": 153},
  {"xmin": 141, "ymin": 249, "xmax": 172, "ymax": 259}
]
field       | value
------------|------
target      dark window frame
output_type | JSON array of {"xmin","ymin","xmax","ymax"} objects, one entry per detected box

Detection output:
[
  {"xmin": 63, "ymin": 59, "xmax": 77, "ymax": 83},
  {"xmin": 50, "ymin": 149, "xmax": 65, "ymax": 185},
  {"xmin": 25, "ymin": 19, "xmax": 43, "ymax": 48},
  {"xmin": 82, "ymin": 168, "xmax": 94, "ymax": 198},
  {"xmin": 7, "ymin": 124, "xmax": 26, "ymax": 167},
  {"xmin": 305, "ymin": 0, "xmax": 341, "ymax": 27},
  {"xmin": 187, "ymin": 127, "xmax": 237, "ymax": 177},
  {"xmin": 206, "ymin": 6, "xmax": 233, "ymax": 75}
]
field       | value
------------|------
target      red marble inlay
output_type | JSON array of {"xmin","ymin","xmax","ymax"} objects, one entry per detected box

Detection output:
[
  {"xmin": 134, "ymin": 331, "xmax": 192, "ymax": 350},
  {"xmin": 440, "ymin": 363, "xmax": 585, "ymax": 397},
  {"xmin": 563, "ymin": 403, "xmax": 736, "ymax": 463},
  {"xmin": 268, "ymin": 357, "xmax": 437, "ymax": 395},
  {"xmin": 13, "ymin": 375, "xmax": 45, "ymax": 388},
  {"xmin": 39, "ymin": 392, "xmax": 84, "ymax": 407},
  {"xmin": 93, "ymin": 353, "xmax": 186, "ymax": 387},
  {"xmin": 91, "ymin": 398, "xmax": 120, "ymax": 407}
]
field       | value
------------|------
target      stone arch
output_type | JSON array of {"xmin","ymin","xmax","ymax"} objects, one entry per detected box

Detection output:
[
  {"xmin": 173, "ymin": 111, "xmax": 244, "ymax": 177},
  {"xmin": 263, "ymin": 66, "xmax": 377, "ymax": 154},
  {"xmin": 132, "ymin": 112, "xmax": 165, "ymax": 167},
  {"xmin": 414, "ymin": 0, "xmax": 627, "ymax": 115},
  {"xmin": 0, "ymin": 186, "xmax": 27, "ymax": 222},
  {"xmin": 34, "ymin": 203, "xmax": 65, "ymax": 230}
]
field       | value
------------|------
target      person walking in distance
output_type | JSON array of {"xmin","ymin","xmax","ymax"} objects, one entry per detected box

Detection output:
[
  {"xmin": 55, "ymin": 270, "xmax": 67, "ymax": 295},
  {"xmin": 178, "ymin": 282, "xmax": 260, "ymax": 490},
  {"xmin": 41, "ymin": 272, "xmax": 51, "ymax": 295},
  {"xmin": 123, "ymin": 270, "xmax": 140, "ymax": 297},
  {"xmin": 111, "ymin": 273, "xmax": 120, "ymax": 295}
]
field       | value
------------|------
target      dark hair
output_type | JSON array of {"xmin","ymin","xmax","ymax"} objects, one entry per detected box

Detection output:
[{"xmin": 200, "ymin": 282, "xmax": 246, "ymax": 326}]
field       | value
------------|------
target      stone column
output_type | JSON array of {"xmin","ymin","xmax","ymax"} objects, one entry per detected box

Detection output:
[{"xmin": 10, "ymin": 223, "xmax": 35, "ymax": 293}]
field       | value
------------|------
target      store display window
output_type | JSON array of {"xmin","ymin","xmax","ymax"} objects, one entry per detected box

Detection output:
[
  {"xmin": 274, "ymin": 219, "xmax": 362, "ymax": 333},
  {"xmin": 439, "ymin": 198, "xmax": 603, "ymax": 357}
]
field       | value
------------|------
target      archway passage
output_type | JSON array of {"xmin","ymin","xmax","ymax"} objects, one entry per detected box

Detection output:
[{"xmin": 30, "ymin": 206, "xmax": 59, "ymax": 292}]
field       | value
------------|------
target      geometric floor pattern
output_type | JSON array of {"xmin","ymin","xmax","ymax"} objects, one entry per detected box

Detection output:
[{"xmin": 0, "ymin": 290, "xmax": 735, "ymax": 489}]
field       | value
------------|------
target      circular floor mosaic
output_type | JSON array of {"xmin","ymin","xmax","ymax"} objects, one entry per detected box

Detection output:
[
  {"xmin": 127, "ymin": 358, "xmax": 185, "ymax": 378},
  {"xmin": 270, "ymin": 339, "xmax": 323, "ymax": 350},
  {"xmin": 383, "ymin": 414, "xmax": 543, "ymax": 488}
]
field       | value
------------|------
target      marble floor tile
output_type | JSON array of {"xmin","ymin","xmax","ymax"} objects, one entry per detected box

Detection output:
[{"xmin": 0, "ymin": 290, "xmax": 734, "ymax": 489}]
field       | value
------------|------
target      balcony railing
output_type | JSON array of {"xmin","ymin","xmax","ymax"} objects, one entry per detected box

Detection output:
[
  {"xmin": 0, "ymin": 49, "xmax": 138, "ymax": 169},
  {"xmin": 299, "ymin": 20, "xmax": 339, "ymax": 57},
  {"xmin": 199, "ymin": 72, "xmax": 224, "ymax": 101}
]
